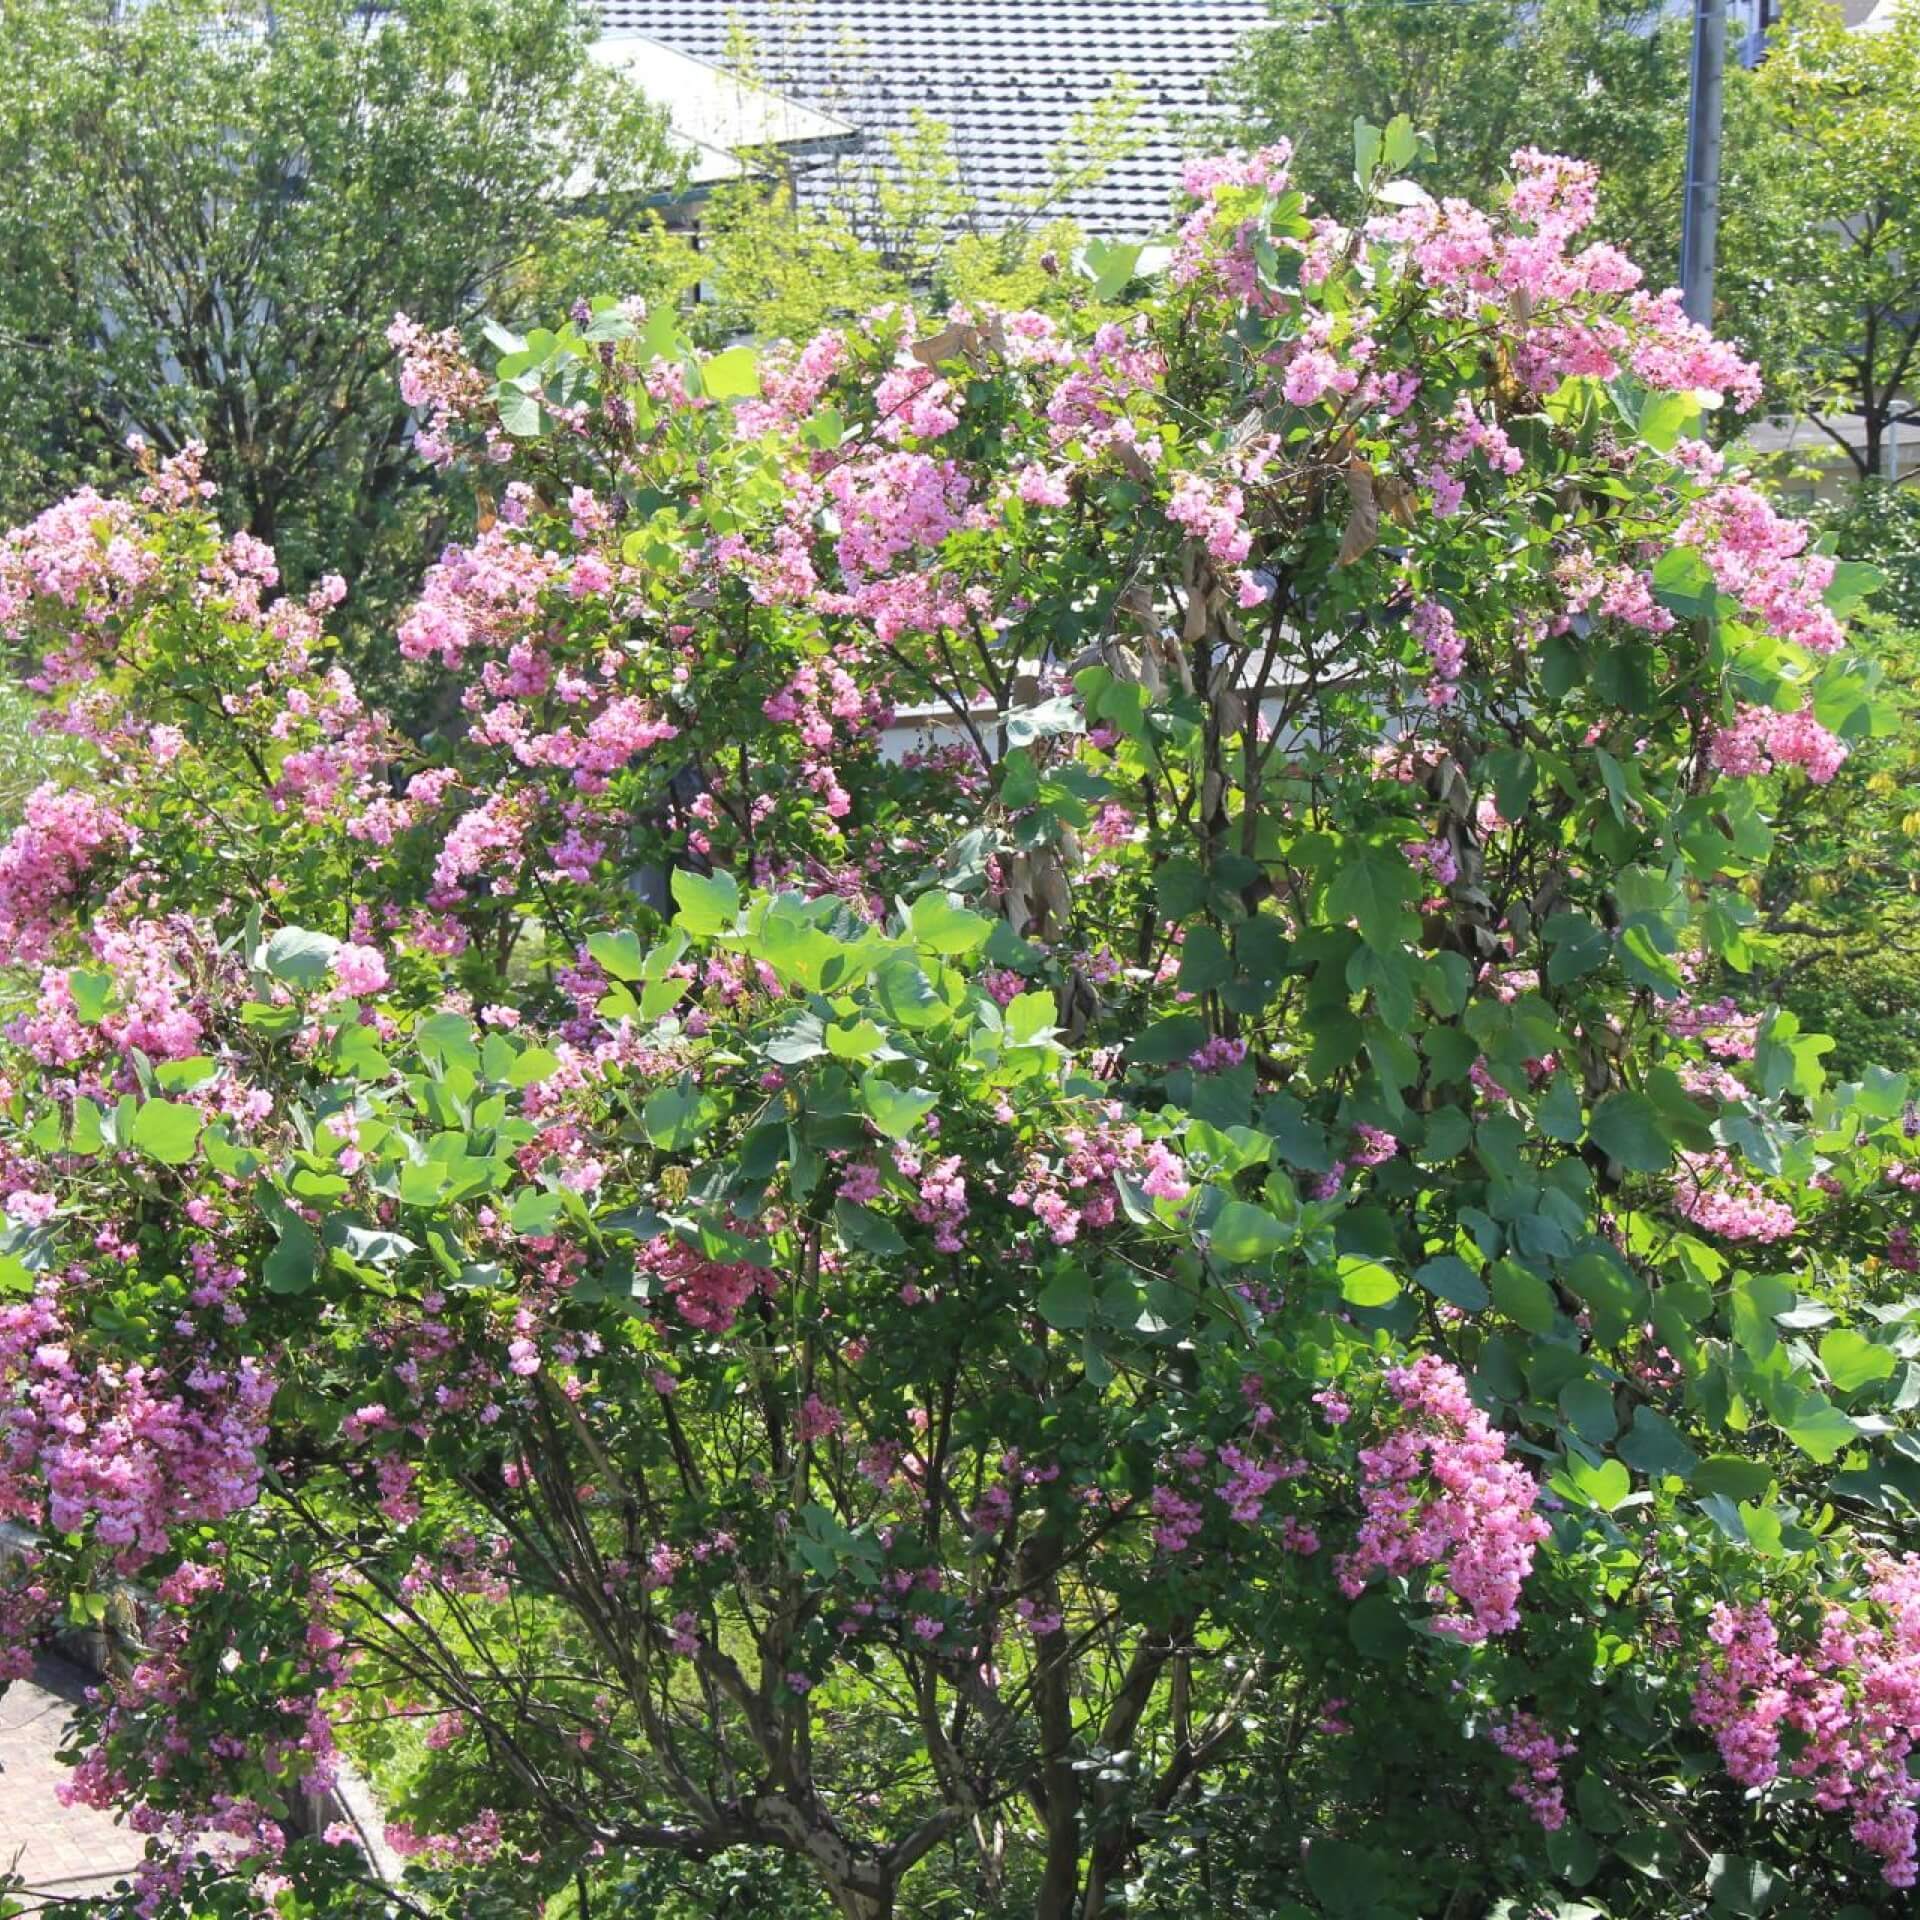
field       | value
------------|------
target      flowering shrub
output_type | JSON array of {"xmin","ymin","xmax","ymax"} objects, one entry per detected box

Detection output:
[{"xmin": 0, "ymin": 124, "xmax": 1916, "ymax": 1919}]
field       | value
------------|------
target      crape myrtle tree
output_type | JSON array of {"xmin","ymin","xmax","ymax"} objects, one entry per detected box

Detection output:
[{"xmin": 0, "ymin": 128, "xmax": 1918, "ymax": 1920}]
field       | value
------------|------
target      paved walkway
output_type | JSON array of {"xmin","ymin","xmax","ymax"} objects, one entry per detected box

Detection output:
[{"xmin": 0, "ymin": 1652, "xmax": 142, "ymax": 1905}]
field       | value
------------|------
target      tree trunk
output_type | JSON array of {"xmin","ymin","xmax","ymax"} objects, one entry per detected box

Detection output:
[{"xmin": 828, "ymin": 1882, "xmax": 894, "ymax": 1920}]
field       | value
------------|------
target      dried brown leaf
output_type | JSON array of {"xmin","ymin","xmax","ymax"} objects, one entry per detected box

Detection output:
[
  {"xmin": 909, "ymin": 322, "xmax": 982, "ymax": 369},
  {"xmin": 1337, "ymin": 459, "xmax": 1379, "ymax": 567}
]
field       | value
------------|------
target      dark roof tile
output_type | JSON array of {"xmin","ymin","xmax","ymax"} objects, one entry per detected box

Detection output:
[{"xmin": 596, "ymin": 0, "xmax": 1269, "ymax": 237}]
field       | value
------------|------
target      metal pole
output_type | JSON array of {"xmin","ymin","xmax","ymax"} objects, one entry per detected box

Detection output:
[{"xmin": 1680, "ymin": 0, "xmax": 1728, "ymax": 326}]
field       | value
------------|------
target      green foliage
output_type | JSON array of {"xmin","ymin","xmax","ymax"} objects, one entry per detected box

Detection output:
[{"xmin": 0, "ymin": 677, "xmax": 87, "ymax": 830}]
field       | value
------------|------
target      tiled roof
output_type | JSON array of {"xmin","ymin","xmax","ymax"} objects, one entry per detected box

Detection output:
[{"xmin": 593, "ymin": 1, "xmax": 1272, "ymax": 239}]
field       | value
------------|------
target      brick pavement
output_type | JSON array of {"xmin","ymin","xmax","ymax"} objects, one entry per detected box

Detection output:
[{"xmin": 0, "ymin": 1651, "xmax": 142, "ymax": 1905}]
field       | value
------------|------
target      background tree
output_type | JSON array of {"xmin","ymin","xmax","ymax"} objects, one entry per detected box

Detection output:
[
  {"xmin": 0, "ymin": 0, "xmax": 675, "ymax": 659},
  {"xmin": 1215, "ymin": 0, "xmax": 1689, "ymax": 250},
  {"xmin": 1720, "ymin": 0, "xmax": 1920, "ymax": 481}
]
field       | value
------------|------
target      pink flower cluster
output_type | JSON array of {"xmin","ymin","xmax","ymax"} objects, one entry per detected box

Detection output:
[
  {"xmin": 1670, "ymin": 1150, "xmax": 1798, "ymax": 1243},
  {"xmin": 0, "ymin": 784, "xmax": 127, "ymax": 964},
  {"xmin": 637, "ymin": 1233, "xmax": 777, "ymax": 1334},
  {"xmin": 1710, "ymin": 701, "xmax": 1849, "ymax": 785},
  {"xmin": 1487, "ymin": 1710, "xmax": 1576, "ymax": 1830},
  {"xmin": 1693, "ymin": 1562, "xmax": 1920, "ymax": 1887},
  {"xmin": 1335, "ymin": 1355, "xmax": 1548, "ymax": 1641},
  {"xmin": 1009, "ymin": 1114, "xmax": 1191, "ymax": 1242}
]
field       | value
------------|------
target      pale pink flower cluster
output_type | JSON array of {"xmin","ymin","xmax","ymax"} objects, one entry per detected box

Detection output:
[
  {"xmin": 1678, "ymin": 484, "xmax": 1844, "ymax": 655},
  {"xmin": 1709, "ymin": 701, "xmax": 1848, "ymax": 785},
  {"xmin": 385, "ymin": 1809, "xmax": 508, "ymax": 1866},
  {"xmin": 1661, "ymin": 991, "xmax": 1759, "ymax": 1061},
  {"xmin": 331, "ymin": 942, "xmax": 389, "ymax": 997},
  {"xmin": 735, "ymin": 328, "xmax": 849, "ymax": 437},
  {"xmin": 1165, "ymin": 471, "xmax": 1252, "ymax": 566},
  {"xmin": 1670, "ymin": 1150, "xmax": 1797, "ymax": 1243},
  {"xmin": 898, "ymin": 1144, "xmax": 969, "ymax": 1253},
  {"xmin": 387, "ymin": 313, "xmax": 491, "ymax": 467},
  {"xmin": 825, "ymin": 450, "xmax": 971, "ymax": 580},
  {"xmin": 1334, "ymin": 1355, "xmax": 1548, "ymax": 1641},
  {"xmin": 0, "ymin": 1293, "xmax": 276, "ymax": 1563},
  {"xmin": 1170, "ymin": 141, "xmax": 1295, "ymax": 295},
  {"xmin": 1187, "ymin": 1034, "xmax": 1248, "ymax": 1075},
  {"xmin": 636, "ymin": 1232, "xmax": 776, "ymax": 1334},
  {"xmin": 1402, "ymin": 837, "xmax": 1459, "ymax": 889}
]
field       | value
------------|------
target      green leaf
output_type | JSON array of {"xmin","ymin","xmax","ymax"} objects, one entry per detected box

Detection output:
[
  {"xmin": 702, "ymin": 345, "xmax": 761, "ymax": 398},
  {"xmin": 1537, "ymin": 1076, "xmax": 1583, "ymax": 1143},
  {"xmin": 1545, "ymin": 912, "xmax": 1611, "ymax": 986},
  {"xmin": 1381, "ymin": 112, "xmax": 1419, "ymax": 171},
  {"xmin": 1338, "ymin": 1257, "xmax": 1399, "ymax": 1308},
  {"xmin": 1492, "ymin": 1259, "xmax": 1557, "ymax": 1334},
  {"xmin": 834, "ymin": 1200, "xmax": 906, "ymax": 1258},
  {"xmin": 874, "ymin": 953, "xmax": 943, "ymax": 1029},
  {"xmin": 1352, "ymin": 117, "xmax": 1384, "ymax": 184},
  {"xmin": 1306, "ymin": 1837, "xmax": 1391, "ymax": 1919},
  {"xmin": 69, "ymin": 1097, "xmax": 104, "ymax": 1156},
  {"xmin": 1651, "ymin": 546, "xmax": 1717, "ymax": 620},
  {"xmin": 1347, "ymin": 1590, "xmax": 1412, "ymax": 1659},
  {"xmin": 825, "ymin": 1018, "xmax": 886, "ymax": 1060},
  {"xmin": 130, "ymin": 1097, "xmax": 202, "ymax": 1166},
  {"xmin": 1694, "ymin": 1456, "xmax": 1773, "ymax": 1502},
  {"xmin": 1638, "ymin": 388, "xmax": 1701, "ymax": 452},
  {"xmin": 1822, "ymin": 559, "xmax": 1882, "ymax": 617},
  {"xmin": 1418, "ymin": 1106, "xmax": 1470, "ymax": 1162},
  {"xmin": 1481, "ymin": 750, "xmax": 1534, "ymax": 828},
  {"xmin": 1037, "ymin": 1269, "xmax": 1093, "ymax": 1330},
  {"xmin": 587, "ymin": 930, "xmax": 645, "ymax": 980},
  {"xmin": 507, "ymin": 1046, "xmax": 561, "ymax": 1089},
  {"xmin": 497, "ymin": 389, "xmax": 542, "ymax": 437},
  {"xmin": 1617, "ymin": 1406, "xmax": 1698, "ymax": 1480},
  {"xmin": 859, "ymin": 1073, "xmax": 939, "ymax": 1141},
  {"xmin": 908, "ymin": 893, "xmax": 995, "ymax": 957},
  {"xmin": 1588, "ymin": 1090, "xmax": 1672, "ymax": 1173},
  {"xmin": 417, "ymin": 1010, "xmax": 480, "ymax": 1071},
  {"xmin": 672, "ymin": 867, "xmax": 740, "ymax": 936},
  {"xmin": 263, "ymin": 926, "xmax": 338, "ymax": 986},
  {"xmin": 1781, "ymin": 1390, "xmax": 1856, "ymax": 1464},
  {"xmin": 509, "ymin": 1188, "xmax": 564, "ymax": 1237},
  {"xmin": 1209, "ymin": 1200, "xmax": 1287, "ymax": 1264},
  {"xmin": 1326, "ymin": 845, "xmax": 1415, "ymax": 951},
  {"xmin": 1564, "ymin": 1248, "xmax": 1646, "ymax": 1345},
  {"xmin": 1414, "ymin": 1254, "xmax": 1489, "ymax": 1311},
  {"xmin": 1078, "ymin": 237, "xmax": 1144, "ymax": 301},
  {"xmin": 67, "ymin": 969, "xmax": 112, "ymax": 1022},
  {"xmin": 1558, "ymin": 1454, "xmax": 1632, "ymax": 1511},
  {"xmin": 264, "ymin": 1217, "xmax": 317, "ymax": 1295},
  {"xmin": 644, "ymin": 1080, "xmax": 722, "ymax": 1150},
  {"xmin": 1706, "ymin": 1853, "xmax": 1775, "ymax": 1917},
  {"xmin": 1559, "ymin": 1378, "xmax": 1618, "ymax": 1445},
  {"xmin": 1004, "ymin": 991, "xmax": 1058, "ymax": 1046},
  {"xmin": 1820, "ymin": 1328, "xmax": 1896, "ymax": 1393}
]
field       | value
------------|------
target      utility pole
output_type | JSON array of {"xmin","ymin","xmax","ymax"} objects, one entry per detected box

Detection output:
[{"xmin": 1680, "ymin": 0, "xmax": 1728, "ymax": 326}]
